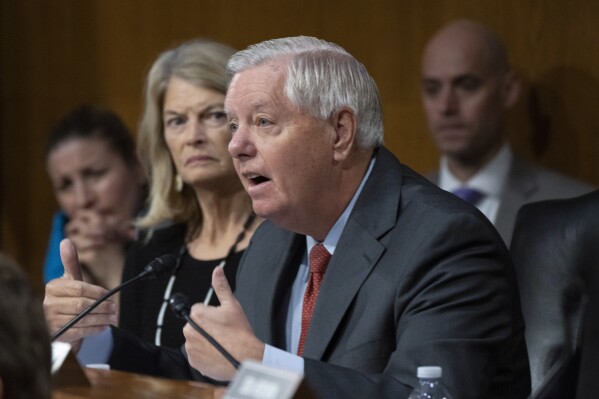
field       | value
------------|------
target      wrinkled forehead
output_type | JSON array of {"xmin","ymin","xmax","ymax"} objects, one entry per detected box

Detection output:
[{"xmin": 225, "ymin": 61, "xmax": 289, "ymax": 113}]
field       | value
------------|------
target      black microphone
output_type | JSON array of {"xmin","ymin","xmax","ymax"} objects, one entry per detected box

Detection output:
[
  {"xmin": 51, "ymin": 254, "xmax": 177, "ymax": 342},
  {"xmin": 169, "ymin": 293, "xmax": 240, "ymax": 369}
]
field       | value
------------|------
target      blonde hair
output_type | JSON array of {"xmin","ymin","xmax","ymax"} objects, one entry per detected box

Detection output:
[{"xmin": 136, "ymin": 39, "xmax": 236, "ymax": 235}]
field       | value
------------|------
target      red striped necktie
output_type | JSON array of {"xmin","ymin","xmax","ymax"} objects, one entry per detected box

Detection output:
[{"xmin": 297, "ymin": 243, "xmax": 331, "ymax": 356}]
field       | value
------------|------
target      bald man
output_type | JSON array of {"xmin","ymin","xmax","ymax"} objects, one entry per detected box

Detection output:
[{"xmin": 421, "ymin": 19, "xmax": 593, "ymax": 245}]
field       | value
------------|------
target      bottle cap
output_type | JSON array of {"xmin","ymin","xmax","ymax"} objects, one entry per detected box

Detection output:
[{"xmin": 417, "ymin": 366, "xmax": 442, "ymax": 379}]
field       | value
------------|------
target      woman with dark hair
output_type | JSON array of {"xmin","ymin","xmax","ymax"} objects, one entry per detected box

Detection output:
[{"xmin": 44, "ymin": 105, "xmax": 146, "ymax": 295}]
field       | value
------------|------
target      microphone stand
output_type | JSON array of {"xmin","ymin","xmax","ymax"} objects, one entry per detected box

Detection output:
[
  {"xmin": 51, "ymin": 254, "xmax": 176, "ymax": 342},
  {"xmin": 169, "ymin": 293, "xmax": 240, "ymax": 369},
  {"xmin": 183, "ymin": 312, "xmax": 241, "ymax": 370},
  {"xmin": 51, "ymin": 274, "xmax": 142, "ymax": 342}
]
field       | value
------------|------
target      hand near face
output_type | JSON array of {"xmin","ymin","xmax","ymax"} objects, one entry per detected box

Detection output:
[
  {"xmin": 66, "ymin": 209, "xmax": 134, "ymax": 271},
  {"xmin": 184, "ymin": 266, "xmax": 265, "ymax": 381},
  {"xmin": 43, "ymin": 239, "xmax": 118, "ymax": 350}
]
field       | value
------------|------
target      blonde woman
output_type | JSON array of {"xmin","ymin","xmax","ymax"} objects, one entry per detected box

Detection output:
[
  {"xmin": 44, "ymin": 39, "xmax": 261, "ymax": 353},
  {"xmin": 120, "ymin": 38, "xmax": 261, "ymax": 348}
]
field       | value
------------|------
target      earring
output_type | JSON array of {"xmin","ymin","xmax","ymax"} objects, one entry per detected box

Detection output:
[{"xmin": 175, "ymin": 174, "xmax": 183, "ymax": 192}]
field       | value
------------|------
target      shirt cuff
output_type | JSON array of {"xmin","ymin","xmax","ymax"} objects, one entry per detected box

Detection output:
[
  {"xmin": 262, "ymin": 344, "xmax": 304, "ymax": 375},
  {"xmin": 76, "ymin": 328, "xmax": 113, "ymax": 365}
]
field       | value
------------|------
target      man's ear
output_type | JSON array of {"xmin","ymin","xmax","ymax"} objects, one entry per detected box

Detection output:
[
  {"xmin": 502, "ymin": 69, "xmax": 521, "ymax": 109},
  {"xmin": 332, "ymin": 108, "xmax": 357, "ymax": 162}
]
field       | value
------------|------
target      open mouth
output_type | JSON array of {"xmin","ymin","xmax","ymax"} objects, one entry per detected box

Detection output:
[{"xmin": 248, "ymin": 174, "xmax": 270, "ymax": 185}]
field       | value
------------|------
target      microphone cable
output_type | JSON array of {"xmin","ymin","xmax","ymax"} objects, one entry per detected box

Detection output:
[
  {"xmin": 51, "ymin": 254, "xmax": 177, "ymax": 342},
  {"xmin": 169, "ymin": 292, "xmax": 240, "ymax": 369}
]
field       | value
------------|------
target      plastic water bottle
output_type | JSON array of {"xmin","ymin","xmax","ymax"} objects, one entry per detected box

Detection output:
[{"xmin": 407, "ymin": 366, "xmax": 453, "ymax": 399}]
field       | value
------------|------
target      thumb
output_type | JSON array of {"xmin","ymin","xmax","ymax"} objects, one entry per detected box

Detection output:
[
  {"xmin": 60, "ymin": 238, "xmax": 83, "ymax": 281},
  {"xmin": 211, "ymin": 265, "xmax": 234, "ymax": 306}
]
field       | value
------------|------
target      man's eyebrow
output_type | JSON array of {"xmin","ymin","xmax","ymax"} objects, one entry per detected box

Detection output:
[{"xmin": 251, "ymin": 100, "xmax": 267, "ymax": 110}]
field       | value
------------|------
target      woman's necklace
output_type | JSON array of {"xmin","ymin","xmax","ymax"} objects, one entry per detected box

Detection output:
[{"xmin": 154, "ymin": 212, "xmax": 256, "ymax": 346}]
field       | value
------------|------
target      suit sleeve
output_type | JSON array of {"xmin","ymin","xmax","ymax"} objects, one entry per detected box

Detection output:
[
  {"xmin": 108, "ymin": 326, "xmax": 227, "ymax": 384},
  {"xmin": 107, "ymin": 326, "xmax": 196, "ymax": 380}
]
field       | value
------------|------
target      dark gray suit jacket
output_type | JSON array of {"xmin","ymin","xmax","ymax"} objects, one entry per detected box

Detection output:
[
  {"xmin": 110, "ymin": 147, "xmax": 530, "ymax": 398},
  {"xmin": 235, "ymin": 147, "xmax": 529, "ymax": 398},
  {"xmin": 428, "ymin": 154, "xmax": 594, "ymax": 245}
]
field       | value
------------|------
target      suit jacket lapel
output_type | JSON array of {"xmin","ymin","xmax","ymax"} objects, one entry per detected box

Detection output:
[
  {"xmin": 302, "ymin": 147, "xmax": 402, "ymax": 359},
  {"xmin": 495, "ymin": 156, "xmax": 538, "ymax": 240}
]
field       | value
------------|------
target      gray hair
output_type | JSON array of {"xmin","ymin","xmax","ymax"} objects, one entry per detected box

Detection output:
[{"xmin": 227, "ymin": 36, "xmax": 384, "ymax": 148}]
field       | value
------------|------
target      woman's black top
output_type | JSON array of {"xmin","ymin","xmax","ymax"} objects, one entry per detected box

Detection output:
[{"xmin": 119, "ymin": 224, "xmax": 242, "ymax": 348}]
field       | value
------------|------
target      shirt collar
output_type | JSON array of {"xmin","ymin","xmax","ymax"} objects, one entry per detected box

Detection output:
[
  {"xmin": 439, "ymin": 143, "xmax": 512, "ymax": 198},
  {"xmin": 306, "ymin": 154, "xmax": 376, "ymax": 256}
]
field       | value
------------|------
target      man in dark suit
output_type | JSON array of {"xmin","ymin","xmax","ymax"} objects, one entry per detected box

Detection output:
[
  {"xmin": 181, "ymin": 36, "xmax": 529, "ymax": 398},
  {"xmin": 46, "ymin": 36, "xmax": 530, "ymax": 398},
  {"xmin": 421, "ymin": 19, "xmax": 593, "ymax": 245}
]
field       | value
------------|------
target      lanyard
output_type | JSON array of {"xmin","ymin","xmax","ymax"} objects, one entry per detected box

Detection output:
[{"xmin": 154, "ymin": 212, "xmax": 256, "ymax": 346}]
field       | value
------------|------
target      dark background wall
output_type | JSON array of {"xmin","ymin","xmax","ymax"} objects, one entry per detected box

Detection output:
[{"xmin": 2, "ymin": 0, "xmax": 598, "ymax": 290}]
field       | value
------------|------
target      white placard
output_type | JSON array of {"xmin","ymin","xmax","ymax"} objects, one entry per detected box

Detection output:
[
  {"xmin": 225, "ymin": 360, "xmax": 306, "ymax": 399},
  {"xmin": 51, "ymin": 341, "xmax": 72, "ymax": 374}
]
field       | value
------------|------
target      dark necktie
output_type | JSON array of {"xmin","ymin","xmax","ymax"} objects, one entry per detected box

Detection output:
[
  {"xmin": 452, "ymin": 187, "xmax": 485, "ymax": 205},
  {"xmin": 297, "ymin": 243, "xmax": 331, "ymax": 356}
]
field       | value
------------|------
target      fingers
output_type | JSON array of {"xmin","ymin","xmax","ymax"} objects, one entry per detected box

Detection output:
[
  {"xmin": 66, "ymin": 216, "xmax": 107, "ymax": 249},
  {"xmin": 46, "ymin": 239, "xmax": 119, "ymax": 345},
  {"xmin": 49, "ymin": 311, "xmax": 117, "ymax": 330},
  {"xmin": 43, "ymin": 277, "xmax": 117, "ymax": 341},
  {"xmin": 67, "ymin": 210, "xmax": 133, "ymax": 247},
  {"xmin": 211, "ymin": 265, "xmax": 235, "ymax": 306},
  {"xmin": 45, "ymin": 280, "xmax": 113, "ymax": 309},
  {"xmin": 100, "ymin": 211, "xmax": 135, "ymax": 238},
  {"xmin": 60, "ymin": 239, "xmax": 83, "ymax": 281},
  {"xmin": 190, "ymin": 266, "xmax": 239, "ymax": 324},
  {"xmin": 183, "ymin": 281, "xmax": 264, "ymax": 381},
  {"xmin": 183, "ymin": 323, "xmax": 237, "ymax": 381},
  {"xmin": 44, "ymin": 278, "xmax": 116, "ymax": 315}
]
